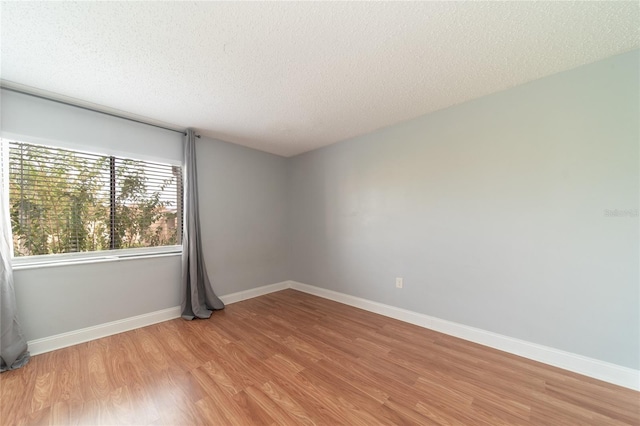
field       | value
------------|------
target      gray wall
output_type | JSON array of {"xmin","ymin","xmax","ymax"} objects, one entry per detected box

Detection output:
[
  {"xmin": 12, "ymin": 136, "xmax": 289, "ymax": 341},
  {"xmin": 195, "ymin": 136, "xmax": 289, "ymax": 296},
  {"xmin": 288, "ymin": 50, "xmax": 639, "ymax": 369},
  {"xmin": 13, "ymin": 257, "xmax": 181, "ymax": 340},
  {"xmin": 4, "ymin": 92, "xmax": 290, "ymax": 341},
  {"xmin": 1, "ymin": 89, "xmax": 182, "ymax": 164},
  {"xmin": 5, "ymin": 51, "xmax": 639, "ymax": 371}
]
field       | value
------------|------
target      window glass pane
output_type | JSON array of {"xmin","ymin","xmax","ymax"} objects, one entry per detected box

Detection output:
[
  {"xmin": 113, "ymin": 157, "xmax": 182, "ymax": 248},
  {"xmin": 6, "ymin": 140, "xmax": 182, "ymax": 257}
]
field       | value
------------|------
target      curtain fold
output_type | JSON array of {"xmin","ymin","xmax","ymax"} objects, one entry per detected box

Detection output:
[
  {"xmin": 1, "ymin": 140, "xmax": 30, "ymax": 372},
  {"xmin": 181, "ymin": 129, "xmax": 224, "ymax": 320}
]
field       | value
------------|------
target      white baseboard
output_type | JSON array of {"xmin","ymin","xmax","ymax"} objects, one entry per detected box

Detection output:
[
  {"xmin": 27, "ymin": 281, "xmax": 291, "ymax": 356},
  {"xmin": 27, "ymin": 279, "xmax": 639, "ymax": 391},
  {"xmin": 219, "ymin": 281, "xmax": 290, "ymax": 305},
  {"xmin": 27, "ymin": 306, "xmax": 182, "ymax": 356},
  {"xmin": 289, "ymin": 281, "xmax": 640, "ymax": 392}
]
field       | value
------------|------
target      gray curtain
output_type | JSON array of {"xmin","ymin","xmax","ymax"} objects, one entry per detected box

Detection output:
[
  {"xmin": 181, "ymin": 129, "xmax": 224, "ymax": 319},
  {"xmin": 0, "ymin": 140, "xmax": 30, "ymax": 372}
]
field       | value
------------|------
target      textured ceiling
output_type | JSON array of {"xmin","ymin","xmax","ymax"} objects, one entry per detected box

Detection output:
[{"xmin": 1, "ymin": 2, "xmax": 638, "ymax": 157}]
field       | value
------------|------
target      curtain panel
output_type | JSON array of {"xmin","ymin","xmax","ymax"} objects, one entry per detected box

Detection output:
[
  {"xmin": 181, "ymin": 129, "xmax": 224, "ymax": 319},
  {"xmin": 0, "ymin": 139, "xmax": 30, "ymax": 372}
]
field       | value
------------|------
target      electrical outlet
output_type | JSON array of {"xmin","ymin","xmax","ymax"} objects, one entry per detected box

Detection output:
[{"xmin": 395, "ymin": 277, "xmax": 403, "ymax": 289}]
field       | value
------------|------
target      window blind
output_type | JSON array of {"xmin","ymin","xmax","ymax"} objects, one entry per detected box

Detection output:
[{"xmin": 7, "ymin": 141, "xmax": 182, "ymax": 257}]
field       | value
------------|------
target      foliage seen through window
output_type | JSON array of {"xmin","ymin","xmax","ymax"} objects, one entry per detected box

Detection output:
[{"xmin": 7, "ymin": 141, "xmax": 182, "ymax": 256}]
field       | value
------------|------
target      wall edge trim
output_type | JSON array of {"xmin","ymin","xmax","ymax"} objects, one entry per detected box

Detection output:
[
  {"xmin": 27, "ymin": 280, "xmax": 291, "ymax": 355},
  {"xmin": 26, "ymin": 280, "xmax": 639, "ymax": 391},
  {"xmin": 289, "ymin": 281, "xmax": 640, "ymax": 391}
]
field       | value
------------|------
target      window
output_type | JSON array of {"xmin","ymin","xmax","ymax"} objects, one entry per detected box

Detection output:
[{"xmin": 5, "ymin": 140, "xmax": 182, "ymax": 259}]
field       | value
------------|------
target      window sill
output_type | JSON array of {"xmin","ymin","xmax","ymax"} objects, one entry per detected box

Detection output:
[{"xmin": 11, "ymin": 248, "xmax": 182, "ymax": 271}]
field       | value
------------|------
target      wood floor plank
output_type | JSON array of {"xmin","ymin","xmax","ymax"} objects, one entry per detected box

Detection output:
[
  {"xmin": 265, "ymin": 374, "xmax": 344, "ymax": 425},
  {"xmin": 259, "ymin": 380, "xmax": 317, "ymax": 426},
  {"xmin": 192, "ymin": 371, "xmax": 256, "ymax": 424},
  {"xmin": 244, "ymin": 385, "xmax": 301, "ymax": 426},
  {"xmin": 231, "ymin": 390, "xmax": 277, "ymax": 426},
  {"xmin": 293, "ymin": 369, "xmax": 386, "ymax": 426},
  {"xmin": 2, "ymin": 289, "xmax": 638, "ymax": 425}
]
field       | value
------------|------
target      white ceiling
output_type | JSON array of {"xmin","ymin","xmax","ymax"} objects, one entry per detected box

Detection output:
[{"xmin": 1, "ymin": 2, "xmax": 638, "ymax": 157}]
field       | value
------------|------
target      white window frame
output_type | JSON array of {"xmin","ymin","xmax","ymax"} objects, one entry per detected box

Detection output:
[
  {"xmin": 11, "ymin": 245, "xmax": 182, "ymax": 270},
  {"xmin": 3, "ymin": 137, "xmax": 184, "ymax": 270}
]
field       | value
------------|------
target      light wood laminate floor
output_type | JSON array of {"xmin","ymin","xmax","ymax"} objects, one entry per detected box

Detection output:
[{"xmin": 1, "ymin": 289, "xmax": 638, "ymax": 425}]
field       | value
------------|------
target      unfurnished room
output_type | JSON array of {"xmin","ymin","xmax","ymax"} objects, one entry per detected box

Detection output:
[{"xmin": 0, "ymin": 1, "xmax": 638, "ymax": 425}]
